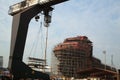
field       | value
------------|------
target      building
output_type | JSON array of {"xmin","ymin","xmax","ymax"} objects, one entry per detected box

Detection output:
[
  {"xmin": 51, "ymin": 36, "xmax": 117, "ymax": 79},
  {"xmin": 0, "ymin": 56, "xmax": 3, "ymax": 67}
]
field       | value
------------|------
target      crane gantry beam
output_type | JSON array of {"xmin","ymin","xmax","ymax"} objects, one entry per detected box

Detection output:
[{"xmin": 9, "ymin": 0, "xmax": 68, "ymax": 15}]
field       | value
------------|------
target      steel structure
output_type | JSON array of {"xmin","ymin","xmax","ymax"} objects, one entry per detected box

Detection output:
[{"xmin": 8, "ymin": 0, "xmax": 68, "ymax": 79}]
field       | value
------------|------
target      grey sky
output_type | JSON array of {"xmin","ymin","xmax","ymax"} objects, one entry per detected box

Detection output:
[{"xmin": 0, "ymin": 0, "xmax": 120, "ymax": 69}]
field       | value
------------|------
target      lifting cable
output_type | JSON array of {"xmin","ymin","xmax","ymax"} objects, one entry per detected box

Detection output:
[
  {"xmin": 43, "ymin": 7, "xmax": 53, "ymax": 67},
  {"xmin": 29, "ymin": 17, "xmax": 43, "ymax": 58},
  {"xmin": 28, "ymin": 9, "xmax": 52, "ymax": 70},
  {"xmin": 44, "ymin": 26, "xmax": 49, "ymax": 67},
  {"xmin": 43, "ymin": 7, "xmax": 53, "ymax": 68}
]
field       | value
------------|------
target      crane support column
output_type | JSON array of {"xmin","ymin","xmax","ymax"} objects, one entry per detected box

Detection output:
[
  {"xmin": 9, "ymin": 5, "xmax": 51, "ymax": 80},
  {"xmin": 8, "ymin": 0, "xmax": 68, "ymax": 79}
]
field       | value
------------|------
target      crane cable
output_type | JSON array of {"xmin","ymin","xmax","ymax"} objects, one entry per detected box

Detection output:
[
  {"xmin": 44, "ymin": 26, "xmax": 48, "ymax": 68},
  {"xmin": 43, "ymin": 8, "xmax": 53, "ymax": 69},
  {"xmin": 29, "ymin": 18, "xmax": 43, "ymax": 58},
  {"xmin": 28, "ymin": 13, "xmax": 50, "ymax": 71}
]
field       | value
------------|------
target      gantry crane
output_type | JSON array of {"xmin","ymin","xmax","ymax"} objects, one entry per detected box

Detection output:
[{"xmin": 8, "ymin": 0, "xmax": 68, "ymax": 80}]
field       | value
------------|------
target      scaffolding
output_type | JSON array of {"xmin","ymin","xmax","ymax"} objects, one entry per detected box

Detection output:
[
  {"xmin": 52, "ymin": 36, "xmax": 93, "ymax": 78},
  {"xmin": 51, "ymin": 36, "xmax": 117, "ymax": 79}
]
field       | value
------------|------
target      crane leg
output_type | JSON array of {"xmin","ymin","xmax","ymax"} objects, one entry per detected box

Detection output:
[{"xmin": 8, "ymin": 5, "xmax": 50, "ymax": 80}]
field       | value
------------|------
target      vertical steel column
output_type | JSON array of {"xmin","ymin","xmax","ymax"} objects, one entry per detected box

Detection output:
[{"xmin": 8, "ymin": 5, "xmax": 50, "ymax": 80}]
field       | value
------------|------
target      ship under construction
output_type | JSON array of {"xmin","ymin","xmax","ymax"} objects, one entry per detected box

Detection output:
[{"xmin": 51, "ymin": 36, "xmax": 118, "ymax": 80}]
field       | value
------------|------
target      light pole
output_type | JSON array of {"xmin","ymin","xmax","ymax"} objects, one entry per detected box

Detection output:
[
  {"xmin": 117, "ymin": 69, "xmax": 119, "ymax": 80},
  {"xmin": 103, "ymin": 50, "xmax": 106, "ymax": 70},
  {"xmin": 111, "ymin": 54, "xmax": 113, "ymax": 69},
  {"xmin": 103, "ymin": 50, "xmax": 106, "ymax": 80}
]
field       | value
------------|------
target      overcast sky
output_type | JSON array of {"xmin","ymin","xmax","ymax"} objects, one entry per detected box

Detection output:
[{"xmin": 0, "ymin": 0, "xmax": 120, "ymax": 69}]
